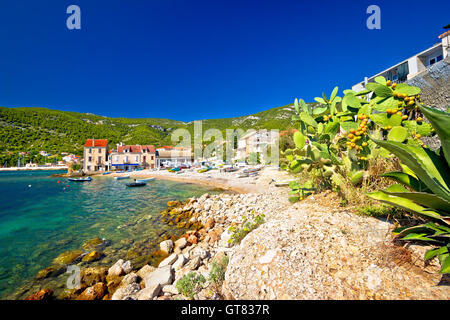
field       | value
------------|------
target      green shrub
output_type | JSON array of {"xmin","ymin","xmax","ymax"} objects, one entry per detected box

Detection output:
[
  {"xmin": 209, "ymin": 256, "xmax": 229, "ymax": 285},
  {"xmin": 175, "ymin": 272, "xmax": 206, "ymax": 299},
  {"xmin": 228, "ymin": 211, "xmax": 265, "ymax": 245},
  {"xmin": 357, "ymin": 205, "xmax": 404, "ymax": 219}
]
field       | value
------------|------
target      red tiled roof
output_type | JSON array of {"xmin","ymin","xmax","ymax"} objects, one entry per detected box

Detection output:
[
  {"xmin": 439, "ymin": 30, "xmax": 450, "ymax": 39},
  {"xmin": 117, "ymin": 145, "xmax": 155, "ymax": 153},
  {"xmin": 84, "ymin": 139, "xmax": 108, "ymax": 147},
  {"xmin": 279, "ymin": 129, "xmax": 298, "ymax": 137}
]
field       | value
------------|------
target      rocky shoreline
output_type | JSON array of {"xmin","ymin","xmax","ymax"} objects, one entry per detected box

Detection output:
[{"xmin": 20, "ymin": 168, "xmax": 450, "ymax": 300}]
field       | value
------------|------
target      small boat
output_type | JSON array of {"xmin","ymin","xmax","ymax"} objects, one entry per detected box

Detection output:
[
  {"xmin": 126, "ymin": 181, "xmax": 146, "ymax": 187},
  {"xmin": 135, "ymin": 177, "xmax": 155, "ymax": 183},
  {"xmin": 198, "ymin": 166, "xmax": 211, "ymax": 173},
  {"xmin": 68, "ymin": 177, "xmax": 92, "ymax": 182},
  {"xmin": 274, "ymin": 181, "xmax": 290, "ymax": 187},
  {"xmin": 169, "ymin": 167, "xmax": 181, "ymax": 172},
  {"xmin": 114, "ymin": 175, "xmax": 130, "ymax": 180},
  {"xmin": 243, "ymin": 167, "xmax": 262, "ymax": 174},
  {"xmin": 237, "ymin": 173, "xmax": 249, "ymax": 178},
  {"xmin": 102, "ymin": 172, "xmax": 112, "ymax": 175}
]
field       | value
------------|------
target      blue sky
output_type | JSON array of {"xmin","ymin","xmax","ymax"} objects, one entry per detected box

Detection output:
[{"xmin": 0, "ymin": 0, "xmax": 449, "ymax": 121}]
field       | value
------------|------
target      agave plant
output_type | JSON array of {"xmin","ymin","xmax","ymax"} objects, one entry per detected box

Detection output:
[{"xmin": 367, "ymin": 104, "xmax": 450, "ymax": 273}]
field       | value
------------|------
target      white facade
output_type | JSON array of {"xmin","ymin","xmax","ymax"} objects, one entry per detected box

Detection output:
[
  {"xmin": 352, "ymin": 33, "xmax": 449, "ymax": 91},
  {"xmin": 235, "ymin": 130, "xmax": 278, "ymax": 161}
]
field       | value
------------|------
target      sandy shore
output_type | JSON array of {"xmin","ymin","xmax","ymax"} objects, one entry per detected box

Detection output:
[{"xmin": 107, "ymin": 166, "xmax": 293, "ymax": 194}]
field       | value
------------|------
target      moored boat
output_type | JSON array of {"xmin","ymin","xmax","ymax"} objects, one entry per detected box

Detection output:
[
  {"xmin": 126, "ymin": 181, "xmax": 146, "ymax": 187},
  {"xmin": 135, "ymin": 177, "xmax": 155, "ymax": 183},
  {"xmin": 68, "ymin": 177, "xmax": 92, "ymax": 182},
  {"xmin": 114, "ymin": 175, "xmax": 130, "ymax": 180}
]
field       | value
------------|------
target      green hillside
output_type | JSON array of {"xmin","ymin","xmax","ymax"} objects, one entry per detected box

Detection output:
[{"xmin": 0, "ymin": 104, "xmax": 299, "ymax": 166}]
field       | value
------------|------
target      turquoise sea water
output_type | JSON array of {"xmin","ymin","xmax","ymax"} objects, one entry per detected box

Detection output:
[{"xmin": 0, "ymin": 170, "xmax": 218, "ymax": 299}]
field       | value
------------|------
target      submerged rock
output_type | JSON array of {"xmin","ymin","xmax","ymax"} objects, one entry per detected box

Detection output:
[
  {"xmin": 81, "ymin": 266, "xmax": 108, "ymax": 287},
  {"xmin": 82, "ymin": 237, "xmax": 107, "ymax": 251},
  {"xmin": 167, "ymin": 201, "xmax": 181, "ymax": 207},
  {"xmin": 35, "ymin": 265, "xmax": 66, "ymax": 280},
  {"xmin": 82, "ymin": 251, "xmax": 104, "ymax": 263},
  {"xmin": 25, "ymin": 289, "xmax": 53, "ymax": 301},
  {"xmin": 52, "ymin": 250, "xmax": 84, "ymax": 265}
]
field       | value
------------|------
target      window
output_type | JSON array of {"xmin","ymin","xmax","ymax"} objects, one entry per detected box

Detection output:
[
  {"xmin": 98, "ymin": 156, "xmax": 102, "ymax": 163},
  {"xmin": 88, "ymin": 156, "xmax": 92, "ymax": 162},
  {"xmin": 89, "ymin": 148, "xmax": 92, "ymax": 154},
  {"xmin": 115, "ymin": 156, "xmax": 119, "ymax": 162},
  {"xmin": 429, "ymin": 58, "xmax": 436, "ymax": 66},
  {"xmin": 151, "ymin": 156, "xmax": 154, "ymax": 161},
  {"xmin": 87, "ymin": 166, "xmax": 91, "ymax": 171},
  {"xmin": 135, "ymin": 156, "xmax": 138, "ymax": 162},
  {"xmin": 436, "ymin": 55, "xmax": 443, "ymax": 62}
]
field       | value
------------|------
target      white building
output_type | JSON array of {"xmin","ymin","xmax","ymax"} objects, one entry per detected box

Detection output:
[
  {"xmin": 155, "ymin": 146, "xmax": 193, "ymax": 168},
  {"xmin": 235, "ymin": 130, "xmax": 278, "ymax": 161},
  {"xmin": 352, "ymin": 31, "xmax": 449, "ymax": 91}
]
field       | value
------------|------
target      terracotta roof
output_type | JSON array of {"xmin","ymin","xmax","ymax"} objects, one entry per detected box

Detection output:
[
  {"xmin": 439, "ymin": 30, "xmax": 450, "ymax": 39},
  {"xmin": 84, "ymin": 139, "xmax": 108, "ymax": 147},
  {"xmin": 117, "ymin": 145, "xmax": 155, "ymax": 153},
  {"xmin": 279, "ymin": 129, "xmax": 298, "ymax": 137}
]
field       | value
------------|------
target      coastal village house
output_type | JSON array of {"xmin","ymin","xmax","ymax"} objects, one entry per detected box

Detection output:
[
  {"xmin": 156, "ymin": 146, "xmax": 193, "ymax": 168},
  {"xmin": 235, "ymin": 130, "xmax": 279, "ymax": 161},
  {"xmin": 109, "ymin": 144, "xmax": 156, "ymax": 171},
  {"xmin": 352, "ymin": 31, "xmax": 449, "ymax": 91},
  {"xmin": 83, "ymin": 139, "xmax": 109, "ymax": 172}
]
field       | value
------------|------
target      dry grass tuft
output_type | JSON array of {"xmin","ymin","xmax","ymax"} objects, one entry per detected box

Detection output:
[{"xmin": 338, "ymin": 157, "xmax": 403, "ymax": 210}]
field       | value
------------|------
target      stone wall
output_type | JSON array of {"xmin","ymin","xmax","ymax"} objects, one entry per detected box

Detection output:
[{"xmin": 407, "ymin": 56, "xmax": 450, "ymax": 111}]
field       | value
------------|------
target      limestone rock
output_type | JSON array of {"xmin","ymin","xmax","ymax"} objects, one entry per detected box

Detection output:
[
  {"xmin": 135, "ymin": 284, "xmax": 161, "ymax": 300},
  {"xmin": 144, "ymin": 265, "xmax": 174, "ymax": 288},
  {"xmin": 174, "ymin": 237, "xmax": 188, "ymax": 251},
  {"xmin": 76, "ymin": 283, "xmax": 106, "ymax": 300},
  {"xmin": 219, "ymin": 228, "xmax": 232, "ymax": 248},
  {"xmin": 136, "ymin": 264, "xmax": 155, "ymax": 280},
  {"xmin": 160, "ymin": 240, "xmax": 174, "ymax": 254},
  {"xmin": 111, "ymin": 283, "xmax": 140, "ymax": 300},
  {"xmin": 185, "ymin": 256, "xmax": 202, "ymax": 271},
  {"xmin": 162, "ymin": 284, "xmax": 179, "ymax": 295},
  {"xmin": 158, "ymin": 253, "xmax": 178, "ymax": 268},
  {"xmin": 172, "ymin": 255, "xmax": 187, "ymax": 271}
]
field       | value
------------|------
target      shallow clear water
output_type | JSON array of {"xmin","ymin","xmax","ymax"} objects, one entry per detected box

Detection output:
[{"xmin": 0, "ymin": 170, "xmax": 217, "ymax": 298}]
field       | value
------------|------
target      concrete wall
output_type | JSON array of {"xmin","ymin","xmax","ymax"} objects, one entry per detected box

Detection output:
[{"xmin": 406, "ymin": 56, "xmax": 450, "ymax": 111}]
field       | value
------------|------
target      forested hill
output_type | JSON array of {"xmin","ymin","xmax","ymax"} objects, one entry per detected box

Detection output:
[{"xmin": 0, "ymin": 104, "xmax": 298, "ymax": 166}]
